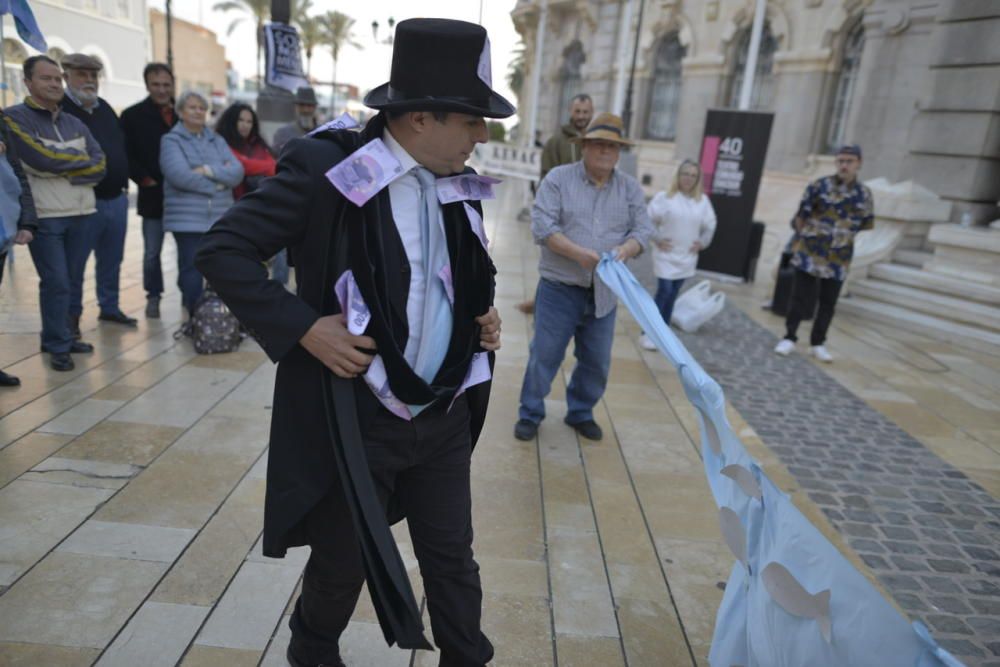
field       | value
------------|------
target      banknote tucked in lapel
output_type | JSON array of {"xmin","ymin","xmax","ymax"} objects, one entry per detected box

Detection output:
[
  {"xmin": 435, "ymin": 174, "xmax": 502, "ymax": 204},
  {"xmin": 325, "ymin": 139, "xmax": 405, "ymax": 207},
  {"xmin": 307, "ymin": 112, "xmax": 361, "ymax": 137}
]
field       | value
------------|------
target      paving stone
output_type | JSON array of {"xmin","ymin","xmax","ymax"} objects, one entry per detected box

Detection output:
[
  {"xmin": 921, "ymin": 576, "xmax": 964, "ymax": 595},
  {"xmin": 965, "ymin": 546, "xmax": 1000, "ymax": 561},
  {"xmin": 925, "ymin": 543, "xmax": 964, "ymax": 559},
  {"xmin": 842, "ymin": 523, "xmax": 879, "ymax": 538},
  {"xmin": 927, "ymin": 558, "xmax": 971, "ymax": 574},
  {"xmin": 96, "ymin": 601, "xmax": 211, "ymax": 667},
  {"xmin": 964, "ymin": 579, "xmax": 1000, "ymax": 597},
  {"xmin": 890, "ymin": 556, "xmax": 928, "ymax": 572},
  {"xmin": 927, "ymin": 615, "xmax": 974, "ymax": 635},
  {"xmin": 885, "ymin": 541, "xmax": 927, "ymax": 556},
  {"xmin": 848, "ymin": 538, "xmax": 886, "ymax": 554},
  {"xmin": 929, "ymin": 596, "xmax": 975, "ymax": 615},
  {"xmin": 881, "ymin": 574, "xmax": 923, "ymax": 593},
  {"xmin": 968, "ymin": 617, "xmax": 1000, "ymax": 637},
  {"xmin": 972, "ymin": 599, "xmax": 1000, "ymax": 615},
  {"xmin": 879, "ymin": 526, "xmax": 918, "ymax": 541},
  {"xmin": 894, "ymin": 593, "xmax": 929, "ymax": 612}
]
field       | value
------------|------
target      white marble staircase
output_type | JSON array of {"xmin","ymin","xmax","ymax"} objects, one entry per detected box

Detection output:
[{"xmin": 840, "ymin": 226, "xmax": 1000, "ymax": 355}]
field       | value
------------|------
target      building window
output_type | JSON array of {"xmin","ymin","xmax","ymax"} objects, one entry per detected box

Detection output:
[
  {"xmin": 645, "ymin": 32, "xmax": 686, "ymax": 141},
  {"xmin": 47, "ymin": 47, "xmax": 67, "ymax": 65},
  {"xmin": 825, "ymin": 21, "xmax": 864, "ymax": 153},
  {"xmin": 727, "ymin": 21, "xmax": 777, "ymax": 109},
  {"xmin": 556, "ymin": 40, "xmax": 585, "ymax": 127},
  {"xmin": 2, "ymin": 39, "xmax": 29, "ymax": 103}
]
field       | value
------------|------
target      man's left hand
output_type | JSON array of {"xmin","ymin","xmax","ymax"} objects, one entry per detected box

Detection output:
[
  {"xmin": 612, "ymin": 238, "xmax": 641, "ymax": 262},
  {"xmin": 476, "ymin": 307, "xmax": 501, "ymax": 351},
  {"xmin": 14, "ymin": 229, "xmax": 33, "ymax": 244}
]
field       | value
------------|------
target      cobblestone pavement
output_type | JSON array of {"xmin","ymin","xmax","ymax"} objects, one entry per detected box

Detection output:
[{"xmin": 678, "ymin": 305, "xmax": 1000, "ymax": 665}]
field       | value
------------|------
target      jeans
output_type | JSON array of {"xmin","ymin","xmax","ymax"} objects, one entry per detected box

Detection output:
[
  {"xmin": 28, "ymin": 215, "xmax": 93, "ymax": 353},
  {"xmin": 270, "ymin": 248, "xmax": 289, "ymax": 285},
  {"xmin": 142, "ymin": 217, "xmax": 164, "ymax": 299},
  {"xmin": 288, "ymin": 397, "xmax": 493, "ymax": 667},
  {"xmin": 784, "ymin": 269, "xmax": 843, "ymax": 346},
  {"xmin": 72, "ymin": 194, "xmax": 128, "ymax": 316},
  {"xmin": 653, "ymin": 277, "xmax": 685, "ymax": 326},
  {"xmin": 172, "ymin": 231, "xmax": 204, "ymax": 316},
  {"xmin": 518, "ymin": 278, "xmax": 617, "ymax": 425}
]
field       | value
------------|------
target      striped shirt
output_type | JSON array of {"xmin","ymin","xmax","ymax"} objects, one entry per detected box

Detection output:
[{"xmin": 531, "ymin": 161, "xmax": 654, "ymax": 317}]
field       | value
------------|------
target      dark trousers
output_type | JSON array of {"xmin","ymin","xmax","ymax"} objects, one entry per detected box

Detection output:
[
  {"xmin": 172, "ymin": 232, "xmax": 204, "ymax": 316},
  {"xmin": 784, "ymin": 269, "xmax": 843, "ymax": 346},
  {"xmin": 142, "ymin": 217, "xmax": 164, "ymax": 299},
  {"xmin": 653, "ymin": 277, "xmax": 686, "ymax": 326},
  {"xmin": 288, "ymin": 396, "xmax": 494, "ymax": 667},
  {"xmin": 72, "ymin": 194, "xmax": 128, "ymax": 316},
  {"xmin": 28, "ymin": 215, "xmax": 93, "ymax": 353}
]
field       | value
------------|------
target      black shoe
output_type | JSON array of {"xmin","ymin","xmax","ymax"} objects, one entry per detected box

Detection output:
[
  {"xmin": 145, "ymin": 296, "xmax": 160, "ymax": 319},
  {"xmin": 514, "ymin": 418, "xmax": 538, "ymax": 441},
  {"xmin": 99, "ymin": 310, "xmax": 138, "ymax": 327},
  {"xmin": 565, "ymin": 418, "xmax": 603, "ymax": 441},
  {"xmin": 41, "ymin": 340, "xmax": 94, "ymax": 354},
  {"xmin": 0, "ymin": 370, "xmax": 20, "ymax": 386},
  {"xmin": 50, "ymin": 352, "xmax": 75, "ymax": 372},
  {"xmin": 69, "ymin": 314, "xmax": 81, "ymax": 340},
  {"xmin": 286, "ymin": 645, "xmax": 345, "ymax": 667}
]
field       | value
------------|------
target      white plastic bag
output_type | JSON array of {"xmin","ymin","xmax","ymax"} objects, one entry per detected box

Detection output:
[{"xmin": 671, "ymin": 279, "xmax": 726, "ymax": 333}]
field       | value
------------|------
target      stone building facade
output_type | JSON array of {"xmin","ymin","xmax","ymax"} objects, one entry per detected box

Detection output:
[
  {"xmin": 149, "ymin": 9, "xmax": 228, "ymax": 103},
  {"xmin": 1, "ymin": 0, "xmax": 148, "ymax": 111},
  {"xmin": 511, "ymin": 0, "xmax": 1000, "ymax": 224}
]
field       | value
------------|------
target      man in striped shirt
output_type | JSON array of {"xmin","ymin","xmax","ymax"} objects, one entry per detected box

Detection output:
[
  {"xmin": 4, "ymin": 55, "xmax": 106, "ymax": 372},
  {"xmin": 515, "ymin": 113, "xmax": 653, "ymax": 442}
]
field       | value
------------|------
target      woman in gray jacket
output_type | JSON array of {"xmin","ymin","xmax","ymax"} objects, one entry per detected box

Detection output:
[{"xmin": 160, "ymin": 91, "xmax": 243, "ymax": 317}]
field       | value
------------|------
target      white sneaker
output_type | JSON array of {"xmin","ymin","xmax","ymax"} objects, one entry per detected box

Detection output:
[
  {"xmin": 774, "ymin": 339, "xmax": 795, "ymax": 356},
  {"xmin": 639, "ymin": 334, "xmax": 657, "ymax": 351},
  {"xmin": 811, "ymin": 345, "xmax": 834, "ymax": 363}
]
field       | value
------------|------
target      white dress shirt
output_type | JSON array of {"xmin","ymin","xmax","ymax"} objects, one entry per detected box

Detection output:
[
  {"xmin": 382, "ymin": 128, "xmax": 444, "ymax": 367},
  {"xmin": 647, "ymin": 191, "xmax": 717, "ymax": 280}
]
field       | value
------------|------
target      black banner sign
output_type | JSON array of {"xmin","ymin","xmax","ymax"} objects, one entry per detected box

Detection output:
[{"xmin": 696, "ymin": 109, "xmax": 774, "ymax": 279}]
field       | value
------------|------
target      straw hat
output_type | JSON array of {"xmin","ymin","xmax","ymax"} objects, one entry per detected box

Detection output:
[{"xmin": 570, "ymin": 112, "xmax": 634, "ymax": 146}]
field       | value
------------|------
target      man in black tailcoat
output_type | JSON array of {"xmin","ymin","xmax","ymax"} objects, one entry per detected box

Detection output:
[{"xmin": 195, "ymin": 18, "xmax": 512, "ymax": 667}]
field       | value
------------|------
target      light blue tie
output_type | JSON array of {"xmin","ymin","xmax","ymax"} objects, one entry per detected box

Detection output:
[{"xmin": 408, "ymin": 167, "xmax": 454, "ymax": 415}]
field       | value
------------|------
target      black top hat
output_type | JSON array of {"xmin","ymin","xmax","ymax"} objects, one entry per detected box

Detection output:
[{"xmin": 364, "ymin": 18, "xmax": 515, "ymax": 119}]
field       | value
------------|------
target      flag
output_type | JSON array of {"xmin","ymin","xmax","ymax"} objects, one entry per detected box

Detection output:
[{"xmin": 0, "ymin": 0, "xmax": 47, "ymax": 52}]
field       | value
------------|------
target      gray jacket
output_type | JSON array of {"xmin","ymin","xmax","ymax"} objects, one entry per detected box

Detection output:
[{"xmin": 160, "ymin": 124, "xmax": 243, "ymax": 234}]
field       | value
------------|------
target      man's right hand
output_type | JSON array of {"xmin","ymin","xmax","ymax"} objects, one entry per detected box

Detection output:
[
  {"xmin": 300, "ymin": 314, "xmax": 377, "ymax": 379},
  {"xmin": 575, "ymin": 248, "xmax": 601, "ymax": 271}
]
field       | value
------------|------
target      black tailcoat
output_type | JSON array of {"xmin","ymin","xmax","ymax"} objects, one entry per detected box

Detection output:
[{"xmin": 195, "ymin": 117, "xmax": 495, "ymax": 649}]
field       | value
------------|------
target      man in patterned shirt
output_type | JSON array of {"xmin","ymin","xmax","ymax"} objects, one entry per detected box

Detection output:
[{"xmin": 774, "ymin": 144, "xmax": 873, "ymax": 363}]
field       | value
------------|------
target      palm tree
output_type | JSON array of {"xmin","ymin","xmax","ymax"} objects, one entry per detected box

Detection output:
[
  {"xmin": 320, "ymin": 11, "xmax": 362, "ymax": 111},
  {"xmin": 507, "ymin": 42, "xmax": 526, "ymax": 100},
  {"xmin": 213, "ymin": 0, "xmax": 270, "ymax": 90},
  {"xmin": 292, "ymin": 0, "xmax": 323, "ymax": 79}
]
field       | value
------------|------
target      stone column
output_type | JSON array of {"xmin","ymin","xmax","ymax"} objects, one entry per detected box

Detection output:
[
  {"xmin": 846, "ymin": 0, "xmax": 940, "ymax": 183},
  {"xmin": 904, "ymin": 0, "xmax": 1000, "ymax": 225}
]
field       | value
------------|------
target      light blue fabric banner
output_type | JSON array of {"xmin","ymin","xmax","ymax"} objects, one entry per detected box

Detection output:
[{"xmin": 595, "ymin": 256, "xmax": 964, "ymax": 667}]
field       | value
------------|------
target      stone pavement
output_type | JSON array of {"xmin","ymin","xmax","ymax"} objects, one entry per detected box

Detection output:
[{"xmin": 0, "ymin": 186, "xmax": 997, "ymax": 666}]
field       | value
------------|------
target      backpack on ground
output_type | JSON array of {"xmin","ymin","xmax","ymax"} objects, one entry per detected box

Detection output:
[{"xmin": 188, "ymin": 286, "xmax": 242, "ymax": 354}]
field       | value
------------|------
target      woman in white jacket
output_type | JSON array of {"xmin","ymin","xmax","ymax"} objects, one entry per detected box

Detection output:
[{"xmin": 640, "ymin": 160, "xmax": 717, "ymax": 349}]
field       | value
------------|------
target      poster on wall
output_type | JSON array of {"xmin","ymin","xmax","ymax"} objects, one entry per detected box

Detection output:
[
  {"xmin": 264, "ymin": 23, "xmax": 309, "ymax": 93},
  {"xmin": 696, "ymin": 109, "xmax": 774, "ymax": 279}
]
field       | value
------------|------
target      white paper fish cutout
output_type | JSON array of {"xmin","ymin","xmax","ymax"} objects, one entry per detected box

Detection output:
[
  {"xmin": 722, "ymin": 464, "xmax": 763, "ymax": 500},
  {"xmin": 719, "ymin": 507, "xmax": 748, "ymax": 568},
  {"xmin": 762, "ymin": 562, "xmax": 832, "ymax": 643}
]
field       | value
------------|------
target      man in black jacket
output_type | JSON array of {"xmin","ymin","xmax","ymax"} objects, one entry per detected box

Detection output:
[
  {"xmin": 61, "ymin": 53, "xmax": 137, "ymax": 332},
  {"xmin": 119, "ymin": 63, "xmax": 176, "ymax": 319},
  {"xmin": 197, "ymin": 19, "xmax": 511, "ymax": 667},
  {"xmin": 0, "ymin": 109, "xmax": 39, "ymax": 387}
]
